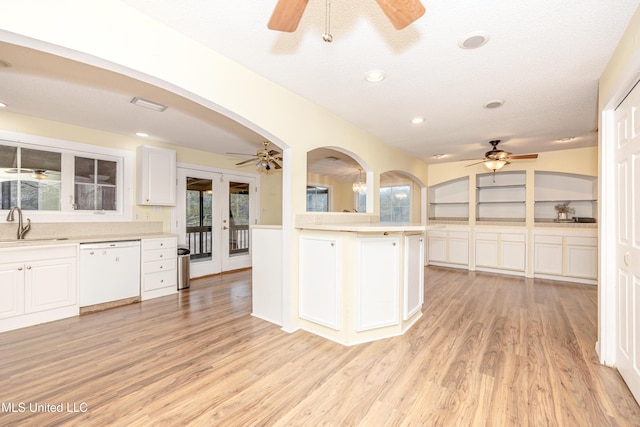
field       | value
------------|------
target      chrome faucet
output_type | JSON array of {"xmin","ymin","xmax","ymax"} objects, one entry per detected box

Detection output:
[{"xmin": 6, "ymin": 206, "xmax": 31, "ymax": 240}]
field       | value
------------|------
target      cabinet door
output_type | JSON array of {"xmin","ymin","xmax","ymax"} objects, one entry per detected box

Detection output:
[
  {"xmin": 534, "ymin": 243, "xmax": 563, "ymax": 275},
  {"xmin": 137, "ymin": 146, "xmax": 177, "ymax": 205},
  {"xmin": 24, "ymin": 258, "xmax": 77, "ymax": 314},
  {"xmin": 404, "ymin": 235, "xmax": 424, "ymax": 320},
  {"xmin": 428, "ymin": 235, "xmax": 447, "ymax": 263},
  {"xmin": 500, "ymin": 235, "xmax": 526, "ymax": 271},
  {"xmin": 475, "ymin": 235, "xmax": 498, "ymax": 268},
  {"xmin": 448, "ymin": 235, "xmax": 469, "ymax": 265},
  {"xmin": 357, "ymin": 237, "xmax": 399, "ymax": 331},
  {"xmin": 0, "ymin": 263, "xmax": 24, "ymax": 319},
  {"xmin": 299, "ymin": 236, "xmax": 340, "ymax": 330},
  {"xmin": 566, "ymin": 245, "xmax": 597, "ymax": 279}
]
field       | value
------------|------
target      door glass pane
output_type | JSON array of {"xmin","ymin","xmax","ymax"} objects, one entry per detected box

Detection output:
[
  {"xmin": 186, "ymin": 177, "xmax": 213, "ymax": 261},
  {"xmin": 229, "ymin": 182, "xmax": 250, "ymax": 256}
]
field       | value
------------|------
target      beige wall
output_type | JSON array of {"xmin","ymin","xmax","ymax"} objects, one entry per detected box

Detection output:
[{"xmin": 0, "ymin": 110, "xmax": 284, "ymax": 229}]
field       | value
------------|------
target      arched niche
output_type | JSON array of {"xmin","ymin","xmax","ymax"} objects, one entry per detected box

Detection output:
[
  {"xmin": 306, "ymin": 147, "xmax": 370, "ymax": 213},
  {"xmin": 380, "ymin": 170, "xmax": 426, "ymax": 224}
]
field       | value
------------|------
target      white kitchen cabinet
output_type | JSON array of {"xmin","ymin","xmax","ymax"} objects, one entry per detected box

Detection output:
[
  {"xmin": 299, "ymin": 234, "xmax": 340, "ymax": 330},
  {"xmin": 475, "ymin": 231, "xmax": 526, "ymax": 275},
  {"xmin": 404, "ymin": 234, "xmax": 424, "ymax": 321},
  {"xmin": 357, "ymin": 235, "xmax": 399, "ymax": 331},
  {"xmin": 136, "ymin": 145, "xmax": 177, "ymax": 206},
  {"xmin": 141, "ymin": 236, "xmax": 178, "ymax": 300},
  {"xmin": 297, "ymin": 226, "xmax": 424, "ymax": 346},
  {"xmin": 533, "ymin": 232, "xmax": 597, "ymax": 284},
  {"xmin": 427, "ymin": 228, "xmax": 469, "ymax": 268},
  {"xmin": 0, "ymin": 245, "xmax": 78, "ymax": 333}
]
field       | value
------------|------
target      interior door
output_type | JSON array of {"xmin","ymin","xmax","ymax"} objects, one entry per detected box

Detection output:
[
  {"xmin": 614, "ymin": 80, "xmax": 640, "ymax": 402},
  {"xmin": 221, "ymin": 175, "xmax": 256, "ymax": 272}
]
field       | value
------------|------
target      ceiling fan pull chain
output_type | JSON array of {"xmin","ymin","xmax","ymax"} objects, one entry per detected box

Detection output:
[{"xmin": 322, "ymin": 0, "xmax": 333, "ymax": 42}]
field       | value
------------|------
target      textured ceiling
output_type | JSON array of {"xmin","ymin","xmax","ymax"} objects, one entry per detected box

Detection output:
[{"xmin": 0, "ymin": 1, "xmax": 639, "ymax": 173}]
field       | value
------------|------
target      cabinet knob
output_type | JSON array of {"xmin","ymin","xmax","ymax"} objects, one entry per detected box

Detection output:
[
  {"xmin": 392, "ymin": 242, "xmax": 396, "ymax": 246},
  {"xmin": 17, "ymin": 267, "xmax": 23, "ymax": 271},
  {"xmin": 160, "ymin": 254, "xmax": 163, "ymax": 258},
  {"xmin": 330, "ymin": 242, "xmax": 335, "ymax": 247},
  {"xmin": 26, "ymin": 266, "xmax": 31, "ymax": 270}
]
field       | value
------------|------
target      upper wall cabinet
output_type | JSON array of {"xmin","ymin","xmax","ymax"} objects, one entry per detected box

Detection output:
[
  {"xmin": 476, "ymin": 171, "xmax": 526, "ymax": 223},
  {"xmin": 137, "ymin": 145, "xmax": 177, "ymax": 206},
  {"xmin": 428, "ymin": 177, "xmax": 469, "ymax": 222},
  {"xmin": 534, "ymin": 172, "xmax": 597, "ymax": 222}
]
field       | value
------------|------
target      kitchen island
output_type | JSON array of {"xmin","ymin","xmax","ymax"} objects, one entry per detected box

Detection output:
[{"xmin": 296, "ymin": 219, "xmax": 426, "ymax": 346}]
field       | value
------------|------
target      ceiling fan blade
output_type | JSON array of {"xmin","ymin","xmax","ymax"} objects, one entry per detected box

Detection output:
[
  {"xmin": 507, "ymin": 154, "xmax": 538, "ymax": 160},
  {"xmin": 273, "ymin": 160, "xmax": 283, "ymax": 169},
  {"xmin": 235, "ymin": 158, "xmax": 258, "ymax": 166},
  {"xmin": 375, "ymin": 0, "xmax": 426, "ymax": 30},
  {"xmin": 268, "ymin": 0, "xmax": 309, "ymax": 32},
  {"xmin": 465, "ymin": 160, "xmax": 486, "ymax": 167}
]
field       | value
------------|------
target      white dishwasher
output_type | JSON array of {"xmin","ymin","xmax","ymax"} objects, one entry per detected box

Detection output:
[{"xmin": 80, "ymin": 241, "xmax": 141, "ymax": 307}]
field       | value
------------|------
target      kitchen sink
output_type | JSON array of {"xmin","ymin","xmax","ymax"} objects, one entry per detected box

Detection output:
[{"xmin": 0, "ymin": 238, "xmax": 69, "ymax": 243}]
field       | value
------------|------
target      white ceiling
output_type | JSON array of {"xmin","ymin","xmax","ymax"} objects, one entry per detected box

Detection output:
[{"xmin": 0, "ymin": 0, "xmax": 639, "ymax": 173}]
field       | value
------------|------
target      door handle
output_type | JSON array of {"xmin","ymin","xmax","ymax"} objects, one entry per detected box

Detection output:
[
  {"xmin": 223, "ymin": 226, "xmax": 229, "ymax": 230},
  {"xmin": 624, "ymin": 251, "xmax": 631, "ymax": 267}
]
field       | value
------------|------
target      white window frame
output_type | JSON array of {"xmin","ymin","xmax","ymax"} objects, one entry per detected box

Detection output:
[
  {"xmin": 0, "ymin": 130, "xmax": 133, "ymax": 222},
  {"xmin": 379, "ymin": 183, "xmax": 412, "ymax": 223},
  {"xmin": 306, "ymin": 183, "xmax": 332, "ymax": 212}
]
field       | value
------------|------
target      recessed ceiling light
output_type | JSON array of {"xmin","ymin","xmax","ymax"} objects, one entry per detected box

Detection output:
[
  {"xmin": 136, "ymin": 132, "xmax": 149, "ymax": 137},
  {"xmin": 0, "ymin": 102, "xmax": 6, "ymax": 108},
  {"xmin": 557, "ymin": 137, "xmax": 575, "ymax": 143},
  {"xmin": 411, "ymin": 117, "xmax": 425, "ymax": 124},
  {"xmin": 365, "ymin": 70, "xmax": 386, "ymax": 83},
  {"xmin": 433, "ymin": 154, "xmax": 445, "ymax": 159},
  {"xmin": 483, "ymin": 99, "xmax": 505, "ymax": 109},
  {"xmin": 131, "ymin": 97, "xmax": 167, "ymax": 112},
  {"xmin": 459, "ymin": 31, "xmax": 491, "ymax": 49}
]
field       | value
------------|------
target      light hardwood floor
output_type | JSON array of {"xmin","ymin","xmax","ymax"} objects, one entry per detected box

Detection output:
[{"xmin": 1, "ymin": 266, "xmax": 640, "ymax": 426}]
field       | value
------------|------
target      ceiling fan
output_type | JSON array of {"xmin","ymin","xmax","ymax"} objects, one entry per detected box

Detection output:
[
  {"xmin": 228, "ymin": 141, "xmax": 283, "ymax": 174},
  {"xmin": 268, "ymin": 0, "xmax": 426, "ymax": 32},
  {"xmin": 466, "ymin": 140, "xmax": 539, "ymax": 172}
]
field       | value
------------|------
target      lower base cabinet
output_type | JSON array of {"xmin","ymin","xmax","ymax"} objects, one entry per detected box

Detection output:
[
  {"xmin": 475, "ymin": 231, "xmax": 526, "ymax": 274},
  {"xmin": 141, "ymin": 237, "xmax": 178, "ymax": 300},
  {"xmin": 427, "ymin": 229, "xmax": 469, "ymax": 268},
  {"xmin": 0, "ymin": 245, "xmax": 78, "ymax": 333},
  {"xmin": 533, "ymin": 233, "xmax": 597, "ymax": 284},
  {"xmin": 299, "ymin": 229, "xmax": 424, "ymax": 346}
]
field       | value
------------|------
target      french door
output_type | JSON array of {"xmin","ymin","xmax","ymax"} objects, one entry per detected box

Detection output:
[
  {"xmin": 614, "ymin": 80, "xmax": 640, "ymax": 402},
  {"xmin": 175, "ymin": 167, "xmax": 256, "ymax": 278}
]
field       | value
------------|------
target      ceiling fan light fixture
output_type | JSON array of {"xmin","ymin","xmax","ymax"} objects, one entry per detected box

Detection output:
[
  {"xmin": 365, "ymin": 70, "xmax": 386, "ymax": 83},
  {"xmin": 459, "ymin": 31, "xmax": 490, "ymax": 49},
  {"xmin": 484, "ymin": 159, "xmax": 506, "ymax": 171}
]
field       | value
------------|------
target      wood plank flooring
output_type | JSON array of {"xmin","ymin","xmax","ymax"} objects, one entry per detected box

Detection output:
[{"xmin": 1, "ymin": 266, "xmax": 640, "ymax": 426}]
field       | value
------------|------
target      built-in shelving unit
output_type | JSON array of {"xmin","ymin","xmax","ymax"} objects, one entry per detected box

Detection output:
[
  {"xmin": 534, "ymin": 172, "xmax": 597, "ymax": 223},
  {"xmin": 476, "ymin": 171, "xmax": 526, "ymax": 223},
  {"xmin": 428, "ymin": 177, "xmax": 469, "ymax": 222}
]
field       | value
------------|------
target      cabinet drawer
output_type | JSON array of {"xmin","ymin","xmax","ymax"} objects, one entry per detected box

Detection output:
[
  {"xmin": 143, "ymin": 270, "xmax": 176, "ymax": 292},
  {"xmin": 535, "ymin": 235, "xmax": 563, "ymax": 245},
  {"xmin": 565, "ymin": 236, "xmax": 597, "ymax": 246},
  {"xmin": 143, "ymin": 238, "xmax": 177, "ymax": 251},
  {"xmin": 449, "ymin": 231, "xmax": 469, "ymax": 239},
  {"xmin": 501, "ymin": 233, "xmax": 525, "ymax": 242},
  {"xmin": 476, "ymin": 232, "xmax": 498, "ymax": 241},
  {"xmin": 144, "ymin": 258, "xmax": 177, "ymax": 274},
  {"xmin": 143, "ymin": 247, "xmax": 176, "ymax": 262}
]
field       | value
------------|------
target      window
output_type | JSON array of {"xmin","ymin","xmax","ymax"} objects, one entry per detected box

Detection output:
[
  {"xmin": 356, "ymin": 192, "xmax": 366, "ymax": 213},
  {"xmin": 306, "ymin": 186, "xmax": 329, "ymax": 212},
  {"xmin": 0, "ymin": 132, "xmax": 132, "ymax": 221},
  {"xmin": 380, "ymin": 185, "xmax": 411, "ymax": 222},
  {"xmin": 74, "ymin": 157, "xmax": 118, "ymax": 211},
  {"xmin": 0, "ymin": 145, "xmax": 62, "ymax": 211}
]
